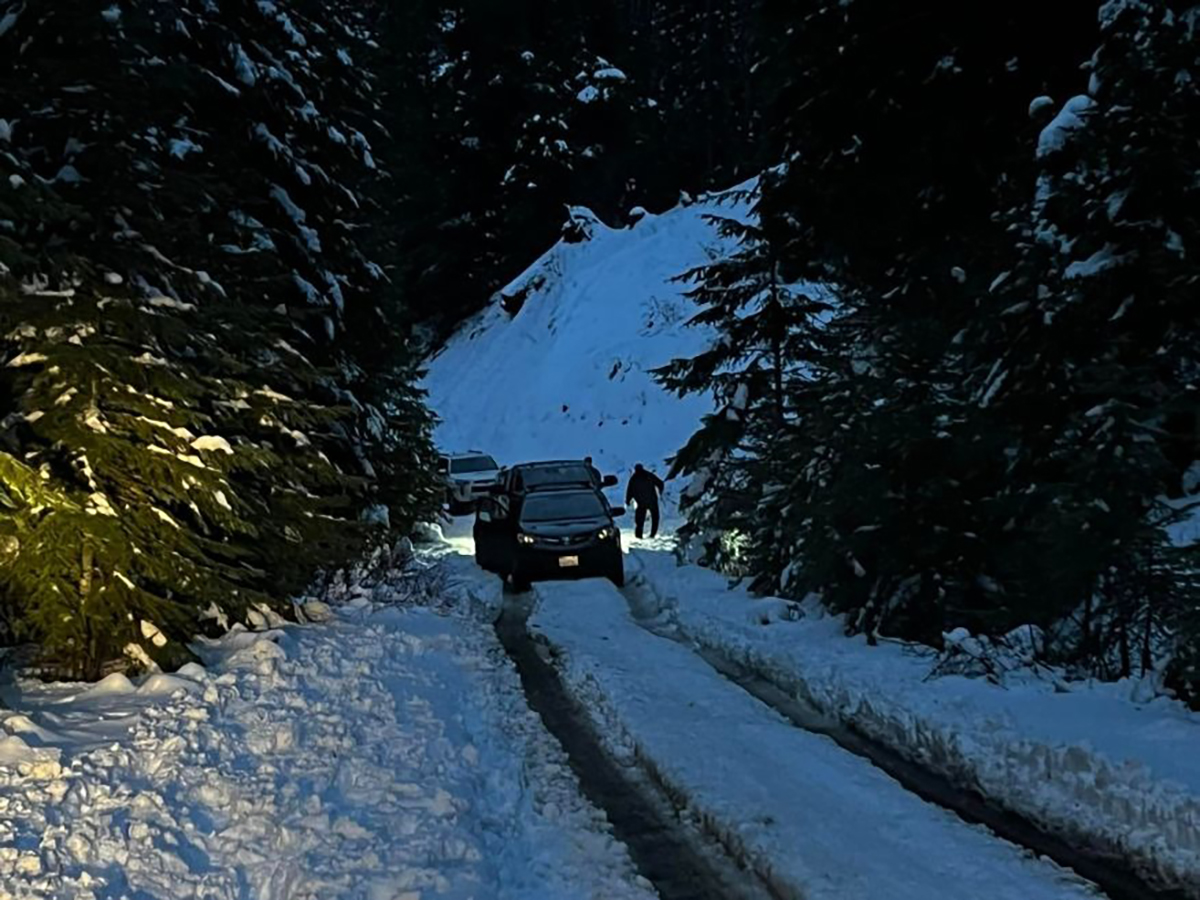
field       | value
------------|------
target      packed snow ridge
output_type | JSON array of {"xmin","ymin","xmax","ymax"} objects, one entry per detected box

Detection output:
[
  {"xmin": 0, "ymin": 571, "xmax": 655, "ymax": 900},
  {"xmin": 529, "ymin": 575, "xmax": 1104, "ymax": 900},
  {"xmin": 627, "ymin": 549, "xmax": 1200, "ymax": 896}
]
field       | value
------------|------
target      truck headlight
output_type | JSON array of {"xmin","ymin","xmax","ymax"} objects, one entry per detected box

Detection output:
[
  {"xmin": 596, "ymin": 526, "xmax": 616, "ymax": 541},
  {"xmin": 517, "ymin": 533, "xmax": 536, "ymax": 545}
]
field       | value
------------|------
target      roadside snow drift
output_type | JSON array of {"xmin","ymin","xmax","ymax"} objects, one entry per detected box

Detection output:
[
  {"xmin": 627, "ymin": 549, "xmax": 1200, "ymax": 896},
  {"xmin": 529, "ymin": 578, "xmax": 1103, "ymax": 900},
  {"xmin": 423, "ymin": 186, "xmax": 753, "ymax": 513},
  {"xmin": 0, "ymin": 601, "xmax": 655, "ymax": 900}
]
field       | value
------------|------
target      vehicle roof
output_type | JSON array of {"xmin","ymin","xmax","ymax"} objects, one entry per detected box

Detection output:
[
  {"xmin": 519, "ymin": 484, "xmax": 600, "ymax": 496},
  {"xmin": 505, "ymin": 459, "xmax": 587, "ymax": 470},
  {"xmin": 507, "ymin": 465, "xmax": 596, "ymax": 492},
  {"xmin": 520, "ymin": 479, "xmax": 596, "ymax": 495},
  {"xmin": 518, "ymin": 487, "xmax": 611, "ymax": 514},
  {"xmin": 441, "ymin": 450, "xmax": 494, "ymax": 460}
]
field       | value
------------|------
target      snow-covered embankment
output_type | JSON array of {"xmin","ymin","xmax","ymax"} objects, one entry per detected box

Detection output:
[
  {"xmin": 528, "ymin": 577, "xmax": 1103, "ymax": 900},
  {"xmin": 628, "ymin": 549, "xmax": 1200, "ymax": 896},
  {"xmin": 423, "ymin": 184, "xmax": 754, "ymax": 522},
  {"xmin": 0, "ymin": 573, "xmax": 655, "ymax": 900}
]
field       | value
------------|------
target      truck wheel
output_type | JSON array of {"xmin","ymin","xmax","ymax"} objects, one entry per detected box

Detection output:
[{"xmin": 607, "ymin": 560, "xmax": 625, "ymax": 589}]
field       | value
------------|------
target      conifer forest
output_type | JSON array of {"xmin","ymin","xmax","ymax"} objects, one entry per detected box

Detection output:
[{"xmin": 1, "ymin": 4, "xmax": 1199, "ymax": 896}]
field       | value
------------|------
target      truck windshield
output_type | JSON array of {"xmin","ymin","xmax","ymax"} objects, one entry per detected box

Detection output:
[
  {"xmin": 521, "ymin": 492, "xmax": 607, "ymax": 523},
  {"xmin": 520, "ymin": 464, "xmax": 592, "ymax": 488},
  {"xmin": 451, "ymin": 456, "xmax": 498, "ymax": 474}
]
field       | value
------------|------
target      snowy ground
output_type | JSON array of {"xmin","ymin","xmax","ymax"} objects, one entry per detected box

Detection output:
[
  {"xmin": 0, "ymin": 595, "xmax": 656, "ymax": 900},
  {"xmin": 422, "ymin": 184, "xmax": 755, "ymax": 516},
  {"xmin": 422, "ymin": 164, "xmax": 1200, "ymax": 896},
  {"xmin": 625, "ymin": 548, "xmax": 1200, "ymax": 896},
  {"xmin": 528, "ymin": 576, "xmax": 1104, "ymax": 900}
]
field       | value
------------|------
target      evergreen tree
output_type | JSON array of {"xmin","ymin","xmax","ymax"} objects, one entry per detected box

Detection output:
[
  {"xmin": 655, "ymin": 178, "xmax": 832, "ymax": 587},
  {"xmin": 964, "ymin": 0, "xmax": 1200, "ymax": 689},
  {"xmin": 0, "ymin": 0, "xmax": 438, "ymax": 676},
  {"xmin": 767, "ymin": 1, "xmax": 1098, "ymax": 639},
  {"xmin": 386, "ymin": 1, "xmax": 653, "ymax": 337},
  {"xmin": 668, "ymin": 1, "xmax": 1101, "ymax": 643},
  {"xmin": 632, "ymin": 0, "xmax": 765, "ymax": 193},
  {"xmin": 374, "ymin": 0, "xmax": 774, "ymax": 339}
]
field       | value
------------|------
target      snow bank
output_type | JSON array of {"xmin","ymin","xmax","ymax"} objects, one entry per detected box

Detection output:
[
  {"xmin": 530, "ymin": 578, "xmax": 1101, "ymax": 900},
  {"xmin": 628, "ymin": 549, "xmax": 1200, "ymax": 895},
  {"xmin": 1038, "ymin": 95, "xmax": 1094, "ymax": 158},
  {"xmin": 0, "ymin": 604, "xmax": 655, "ymax": 899},
  {"xmin": 423, "ymin": 184, "xmax": 754, "ymax": 519}
]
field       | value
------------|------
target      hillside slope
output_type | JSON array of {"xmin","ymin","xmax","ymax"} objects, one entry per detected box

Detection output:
[{"xmin": 423, "ymin": 187, "xmax": 752, "ymax": 510}]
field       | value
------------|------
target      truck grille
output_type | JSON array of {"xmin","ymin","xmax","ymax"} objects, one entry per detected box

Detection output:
[{"xmin": 542, "ymin": 533, "xmax": 592, "ymax": 546}]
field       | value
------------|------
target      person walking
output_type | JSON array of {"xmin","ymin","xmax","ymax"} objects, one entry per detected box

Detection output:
[{"xmin": 625, "ymin": 463, "xmax": 664, "ymax": 539}]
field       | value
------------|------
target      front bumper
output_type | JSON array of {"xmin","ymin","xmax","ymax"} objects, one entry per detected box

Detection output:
[
  {"xmin": 514, "ymin": 539, "xmax": 621, "ymax": 581},
  {"xmin": 448, "ymin": 480, "xmax": 497, "ymax": 503}
]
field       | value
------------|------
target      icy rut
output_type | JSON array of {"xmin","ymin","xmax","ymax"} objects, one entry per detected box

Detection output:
[
  {"xmin": 530, "ymin": 579, "xmax": 1106, "ymax": 900},
  {"xmin": 627, "ymin": 548, "xmax": 1200, "ymax": 897},
  {"xmin": 0, "ymin": 607, "xmax": 655, "ymax": 900}
]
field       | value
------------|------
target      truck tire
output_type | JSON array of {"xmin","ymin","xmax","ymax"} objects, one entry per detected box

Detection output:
[
  {"xmin": 607, "ymin": 559, "xmax": 625, "ymax": 589},
  {"xmin": 508, "ymin": 566, "xmax": 533, "ymax": 593}
]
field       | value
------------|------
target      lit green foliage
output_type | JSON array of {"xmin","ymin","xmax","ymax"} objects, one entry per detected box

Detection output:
[{"xmin": 0, "ymin": 0, "xmax": 438, "ymax": 678}]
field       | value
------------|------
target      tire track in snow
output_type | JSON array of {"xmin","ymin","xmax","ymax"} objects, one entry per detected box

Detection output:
[
  {"xmin": 494, "ymin": 587, "xmax": 778, "ymax": 900},
  {"xmin": 619, "ymin": 554, "xmax": 1190, "ymax": 900}
]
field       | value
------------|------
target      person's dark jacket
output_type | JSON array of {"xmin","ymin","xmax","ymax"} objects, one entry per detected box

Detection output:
[{"xmin": 626, "ymin": 469, "xmax": 664, "ymax": 508}]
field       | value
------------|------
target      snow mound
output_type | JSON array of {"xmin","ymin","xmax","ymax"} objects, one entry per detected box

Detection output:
[
  {"xmin": 423, "ymin": 184, "xmax": 753, "ymax": 496},
  {"xmin": 629, "ymin": 549, "xmax": 1200, "ymax": 895},
  {"xmin": 136, "ymin": 673, "xmax": 200, "ymax": 696},
  {"xmin": 530, "ymin": 578, "xmax": 1101, "ymax": 900},
  {"xmin": 82, "ymin": 672, "xmax": 136, "ymax": 696},
  {"xmin": 0, "ymin": 735, "xmax": 62, "ymax": 774},
  {"xmin": 1038, "ymin": 95, "xmax": 1094, "ymax": 158},
  {"xmin": 0, "ymin": 602, "xmax": 655, "ymax": 899}
]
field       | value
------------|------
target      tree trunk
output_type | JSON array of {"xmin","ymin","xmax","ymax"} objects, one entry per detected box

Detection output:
[
  {"xmin": 770, "ymin": 259, "xmax": 785, "ymax": 427},
  {"xmin": 79, "ymin": 543, "xmax": 94, "ymax": 600},
  {"xmin": 1080, "ymin": 589, "xmax": 1093, "ymax": 661}
]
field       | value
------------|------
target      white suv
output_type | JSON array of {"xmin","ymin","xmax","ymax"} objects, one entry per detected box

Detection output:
[{"xmin": 440, "ymin": 451, "xmax": 502, "ymax": 515}]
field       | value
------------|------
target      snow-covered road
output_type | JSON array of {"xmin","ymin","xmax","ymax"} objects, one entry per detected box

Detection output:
[
  {"xmin": 2, "ymin": 517, "xmax": 1184, "ymax": 900},
  {"xmin": 528, "ymin": 576, "xmax": 1105, "ymax": 900},
  {"xmin": 0, "ymin": 602, "xmax": 655, "ymax": 900}
]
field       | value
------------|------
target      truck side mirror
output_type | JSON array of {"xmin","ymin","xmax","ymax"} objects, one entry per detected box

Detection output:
[
  {"xmin": 610, "ymin": 506, "xmax": 626, "ymax": 517},
  {"xmin": 602, "ymin": 474, "xmax": 618, "ymax": 487}
]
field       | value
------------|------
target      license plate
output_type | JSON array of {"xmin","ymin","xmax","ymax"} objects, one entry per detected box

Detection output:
[{"xmin": 558, "ymin": 555, "xmax": 580, "ymax": 568}]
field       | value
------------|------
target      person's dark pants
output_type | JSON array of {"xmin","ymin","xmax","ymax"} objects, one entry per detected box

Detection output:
[{"xmin": 634, "ymin": 503, "xmax": 660, "ymax": 539}]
